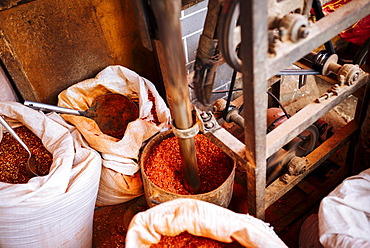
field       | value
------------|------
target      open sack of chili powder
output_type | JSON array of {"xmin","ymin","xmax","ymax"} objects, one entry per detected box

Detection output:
[
  {"xmin": 0, "ymin": 101, "xmax": 101, "ymax": 248},
  {"xmin": 57, "ymin": 65, "xmax": 171, "ymax": 206},
  {"xmin": 125, "ymin": 198, "xmax": 288, "ymax": 248}
]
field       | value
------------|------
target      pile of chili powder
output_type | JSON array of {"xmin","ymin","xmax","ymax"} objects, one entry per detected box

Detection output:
[{"xmin": 145, "ymin": 134, "xmax": 233, "ymax": 195}]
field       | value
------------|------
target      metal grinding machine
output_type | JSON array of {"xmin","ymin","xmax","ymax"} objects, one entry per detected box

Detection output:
[
  {"xmin": 132, "ymin": 0, "xmax": 202, "ymax": 193},
  {"xmin": 133, "ymin": 0, "xmax": 370, "ymax": 221}
]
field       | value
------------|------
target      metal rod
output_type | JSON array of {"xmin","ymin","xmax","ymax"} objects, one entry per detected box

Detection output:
[
  {"xmin": 0, "ymin": 115, "xmax": 30, "ymax": 154},
  {"xmin": 268, "ymin": 0, "xmax": 370, "ymax": 77},
  {"xmin": 24, "ymin": 101, "xmax": 84, "ymax": 115},
  {"xmin": 151, "ymin": 0, "xmax": 200, "ymax": 193},
  {"xmin": 277, "ymin": 69, "xmax": 321, "ymax": 76}
]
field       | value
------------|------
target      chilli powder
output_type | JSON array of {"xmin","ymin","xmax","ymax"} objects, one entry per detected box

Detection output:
[
  {"xmin": 0, "ymin": 126, "xmax": 53, "ymax": 184},
  {"xmin": 144, "ymin": 133, "xmax": 233, "ymax": 195},
  {"xmin": 151, "ymin": 231, "xmax": 244, "ymax": 248}
]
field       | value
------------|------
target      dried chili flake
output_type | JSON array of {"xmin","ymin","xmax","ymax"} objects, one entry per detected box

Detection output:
[
  {"xmin": 146, "ymin": 90, "xmax": 160, "ymax": 125},
  {"xmin": 0, "ymin": 126, "xmax": 53, "ymax": 184},
  {"xmin": 150, "ymin": 231, "xmax": 244, "ymax": 248},
  {"xmin": 145, "ymin": 134, "xmax": 233, "ymax": 195}
]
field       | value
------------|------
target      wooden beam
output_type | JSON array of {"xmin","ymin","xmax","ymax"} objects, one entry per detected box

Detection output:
[
  {"xmin": 265, "ymin": 120, "xmax": 357, "ymax": 209},
  {"xmin": 266, "ymin": 73, "xmax": 369, "ymax": 158},
  {"xmin": 268, "ymin": 0, "xmax": 370, "ymax": 77},
  {"xmin": 240, "ymin": 0, "xmax": 268, "ymax": 219}
]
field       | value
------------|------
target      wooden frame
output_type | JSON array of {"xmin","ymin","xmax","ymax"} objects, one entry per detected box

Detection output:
[{"xmin": 239, "ymin": 0, "xmax": 370, "ymax": 219}]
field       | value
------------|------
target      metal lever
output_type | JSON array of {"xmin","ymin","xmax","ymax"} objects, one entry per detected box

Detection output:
[
  {"xmin": 24, "ymin": 101, "xmax": 84, "ymax": 115},
  {"xmin": 192, "ymin": 0, "xmax": 223, "ymax": 106},
  {"xmin": 0, "ymin": 115, "xmax": 38, "ymax": 177}
]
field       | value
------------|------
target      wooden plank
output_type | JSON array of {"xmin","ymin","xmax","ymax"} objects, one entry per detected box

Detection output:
[
  {"xmin": 240, "ymin": 0, "xmax": 268, "ymax": 219},
  {"xmin": 265, "ymin": 120, "xmax": 357, "ymax": 209},
  {"xmin": 270, "ymin": 160, "xmax": 349, "ymax": 233},
  {"xmin": 296, "ymin": 180, "xmax": 316, "ymax": 195},
  {"xmin": 266, "ymin": 73, "xmax": 368, "ymax": 158},
  {"xmin": 205, "ymin": 127, "xmax": 247, "ymax": 167}
]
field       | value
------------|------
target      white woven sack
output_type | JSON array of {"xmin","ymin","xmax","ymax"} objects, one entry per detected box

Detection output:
[
  {"xmin": 126, "ymin": 198, "xmax": 288, "ymax": 248},
  {"xmin": 58, "ymin": 65, "xmax": 171, "ymax": 206},
  {"xmin": 319, "ymin": 168, "xmax": 370, "ymax": 248},
  {"xmin": 0, "ymin": 102, "xmax": 101, "ymax": 248}
]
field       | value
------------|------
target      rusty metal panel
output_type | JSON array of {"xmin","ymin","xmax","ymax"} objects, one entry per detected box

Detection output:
[
  {"xmin": 0, "ymin": 0, "xmax": 112, "ymax": 104},
  {"xmin": 0, "ymin": 0, "xmax": 36, "ymax": 11},
  {"xmin": 0, "ymin": 0, "xmax": 160, "ymax": 104}
]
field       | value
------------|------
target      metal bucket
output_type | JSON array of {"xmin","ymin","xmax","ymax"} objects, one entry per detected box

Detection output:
[{"xmin": 140, "ymin": 130, "xmax": 235, "ymax": 208}]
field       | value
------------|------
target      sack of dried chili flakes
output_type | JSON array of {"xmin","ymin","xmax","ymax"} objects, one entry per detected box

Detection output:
[
  {"xmin": 125, "ymin": 198, "xmax": 288, "ymax": 248},
  {"xmin": 0, "ymin": 101, "xmax": 101, "ymax": 247},
  {"xmin": 57, "ymin": 65, "xmax": 171, "ymax": 206}
]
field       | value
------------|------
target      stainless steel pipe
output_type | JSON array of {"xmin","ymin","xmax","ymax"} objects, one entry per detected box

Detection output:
[{"xmin": 151, "ymin": 0, "xmax": 200, "ymax": 193}]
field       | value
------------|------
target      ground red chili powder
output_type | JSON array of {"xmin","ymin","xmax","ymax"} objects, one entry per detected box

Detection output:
[
  {"xmin": 150, "ymin": 231, "xmax": 244, "ymax": 248},
  {"xmin": 145, "ymin": 134, "xmax": 233, "ymax": 195},
  {"xmin": 0, "ymin": 126, "xmax": 53, "ymax": 184}
]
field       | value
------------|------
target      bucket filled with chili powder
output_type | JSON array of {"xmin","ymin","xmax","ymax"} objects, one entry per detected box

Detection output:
[{"xmin": 140, "ymin": 129, "xmax": 235, "ymax": 207}]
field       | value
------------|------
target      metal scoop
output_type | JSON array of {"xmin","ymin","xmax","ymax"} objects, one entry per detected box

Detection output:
[
  {"xmin": 24, "ymin": 93, "xmax": 139, "ymax": 139},
  {"xmin": 0, "ymin": 115, "xmax": 38, "ymax": 177}
]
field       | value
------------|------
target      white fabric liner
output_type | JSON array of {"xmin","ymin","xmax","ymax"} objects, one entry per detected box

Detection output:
[
  {"xmin": 58, "ymin": 65, "xmax": 171, "ymax": 175},
  {"xmin": 126, "ymin": 198, "xmax": 288, "ymax": 248},
  {"xmin": 319, "ymin": 168, "xmax": 370, "ymax": 248},
  {"xmin": 0, "ymin": 102, "xmax": 101, "ymax": 248},
  {"xmin": 57, "ymin": 65, "xmax": 171, "ymax": 206}
]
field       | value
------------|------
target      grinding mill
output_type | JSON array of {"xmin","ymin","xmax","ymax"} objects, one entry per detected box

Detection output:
[{"xmin": 132, "ymin": 0, "xmax": 370, "ymax": 226}]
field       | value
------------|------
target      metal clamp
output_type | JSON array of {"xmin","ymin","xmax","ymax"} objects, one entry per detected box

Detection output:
[
  {"xmin": 279, "ymin": 156, "xmax": 310, "ymax": 184},
  {"xmin": 315, "ymin": 84, "xmax": 343, "ymax": 103},
  {"xmin": 195, "ymin": 108, "xmax": 221, "ymax": 133},
  {"xmin": 171, "ymin": 119, "xmax": 199, "ymax": 139}
]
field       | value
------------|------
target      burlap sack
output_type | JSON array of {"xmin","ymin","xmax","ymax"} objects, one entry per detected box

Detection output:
[
  {"xmin": 125, "ymin": 198, "xmax": 288, "ymax": 248},
  {"xmin": 0, "ymin": 101, "xmax": 101, "ymax": 247},
  {"xmin": 57, "ymin": 65, "xmax": 171, "ymax": 206}
]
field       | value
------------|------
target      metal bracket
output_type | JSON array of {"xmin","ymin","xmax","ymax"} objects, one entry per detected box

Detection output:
[
  {"xmin": 280, "ymin": 157, "xmax": 311, "ymax": 184},
  {"xmin": 315, "ymin": 84, "xmax": 343, "ymax": 103},
  {"xmin": 195, "ymin": 108, "xmax": 221, "ymax": 133}
]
